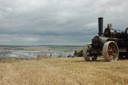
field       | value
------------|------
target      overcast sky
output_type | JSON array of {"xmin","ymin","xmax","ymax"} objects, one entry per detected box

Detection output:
[{"xmin": 0, "ymin": 0, "xmax": 128, "ymax": 46}]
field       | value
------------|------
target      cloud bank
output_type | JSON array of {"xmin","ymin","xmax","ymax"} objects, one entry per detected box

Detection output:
[{"xmin": 0, "ymin": 0, "xmax": 128, "ymax": 45}]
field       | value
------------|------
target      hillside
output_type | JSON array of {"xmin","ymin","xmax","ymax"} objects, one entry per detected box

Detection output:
[{"xmin": 0, "ymin": 57, "xmax": 128, "ymax": 85}]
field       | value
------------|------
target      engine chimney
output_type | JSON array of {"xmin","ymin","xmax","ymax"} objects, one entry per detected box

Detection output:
[{"xmin": 98, "ymin": 17, "xmax": 103, "ymax": 36}]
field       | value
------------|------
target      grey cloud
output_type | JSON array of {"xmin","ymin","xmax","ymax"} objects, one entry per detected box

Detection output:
[{"xmin": 0, "ymin": 0, "xmax": 128, "ymax": 45}]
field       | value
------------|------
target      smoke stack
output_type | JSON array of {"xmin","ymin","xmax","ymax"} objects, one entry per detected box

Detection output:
[{"xmin": 98, "ymin": 17, "xmax": 103, "ymax": 36}]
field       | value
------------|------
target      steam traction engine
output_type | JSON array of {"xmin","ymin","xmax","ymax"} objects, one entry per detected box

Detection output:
[{"xmin": 83, "ymin": 17, "xmax": 128, "ymax": 61}]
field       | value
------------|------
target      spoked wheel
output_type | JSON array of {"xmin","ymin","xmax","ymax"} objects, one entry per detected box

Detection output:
[
  {"xmin": 83, "ymin": 44, "xmax": 97, "ymax": 61},
  {"xmin": 103, "ymin": 41, "xmax": 119, "ymax": 61}
]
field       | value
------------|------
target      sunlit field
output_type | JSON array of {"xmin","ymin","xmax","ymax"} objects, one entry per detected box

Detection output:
[{"xmin": 0, "ymin": 57, "xmax": 128, "ymax": 85}]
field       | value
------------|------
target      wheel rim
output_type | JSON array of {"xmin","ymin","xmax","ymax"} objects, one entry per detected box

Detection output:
[{"xmin": 103, "ymin": 41, "xmax": 119, "ymax": 61}]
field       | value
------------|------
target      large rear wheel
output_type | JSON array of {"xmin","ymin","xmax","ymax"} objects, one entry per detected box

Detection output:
[{"xmin": 103, "ymin": 41, "xmax": 119, "ymax": 61}]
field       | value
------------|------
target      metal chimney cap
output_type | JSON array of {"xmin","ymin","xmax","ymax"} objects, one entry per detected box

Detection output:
[
  {"xmin": 98, "ymin": 17, "xmax": 103, "ymax": 18},
  {"xmin": 98, "ymin": 17, "xmax": 103, "ymax": 19}
]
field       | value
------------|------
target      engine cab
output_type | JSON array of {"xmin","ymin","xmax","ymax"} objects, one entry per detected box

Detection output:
[{"xmin": 104, "ymin": 24, "xmax": 116, "ymax": 37}]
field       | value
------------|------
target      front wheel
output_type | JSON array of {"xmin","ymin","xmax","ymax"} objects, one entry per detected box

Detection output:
[
  {"xmin": 83, "ymin": 44, "xmax": 91, "ymax": 61},
  {"xmin": 103, "ymin": 41, "xmax": 119, "ymax": 61},
  {"xmin": 83, "ymin": 44, "xmax": 97, "ymax": 61}
]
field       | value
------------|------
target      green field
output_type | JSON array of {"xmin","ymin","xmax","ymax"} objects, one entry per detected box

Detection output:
[{"xmin": 0, "ymin": 57, "xmax": 128, "ymax": 85}]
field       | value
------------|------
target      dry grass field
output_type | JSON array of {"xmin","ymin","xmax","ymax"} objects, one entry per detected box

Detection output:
[{"xmin": 0, "ymin": 57, "xmax": 128, "ymax": 85}]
